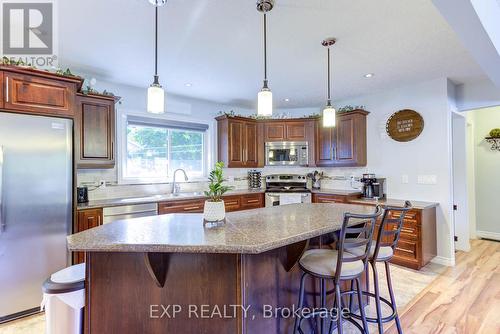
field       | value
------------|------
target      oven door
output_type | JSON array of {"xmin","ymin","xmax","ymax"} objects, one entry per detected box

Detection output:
[
  {"xmin": 265, "ymin": 192, "xmax": 312, "ymax": 207},
  {"xmin": 265, "ymin": 142, "xmax": 308, "ymax": 166}
]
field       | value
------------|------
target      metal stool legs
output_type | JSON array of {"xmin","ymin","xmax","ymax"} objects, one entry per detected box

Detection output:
[
  {"xmin": 384, "ymin": 261, "xmax": 403, "ymax": 334},
  {"xmin": 293, "ymin": 273, "xmax": 308, "ymax": 334},
  {"xmin": 370, "ymin": 261, "xmax": 384, "ymax": 334}
]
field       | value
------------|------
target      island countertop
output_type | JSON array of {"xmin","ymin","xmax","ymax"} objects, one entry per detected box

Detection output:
[{"xmin": 67, "ymin": 203, "xmax": 376, "ymax": 254}]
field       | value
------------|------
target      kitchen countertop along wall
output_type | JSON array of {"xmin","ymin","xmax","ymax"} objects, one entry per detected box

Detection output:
[{"xmin": 77, "ymin": 187, "xmax": 438, "ymax": 211}]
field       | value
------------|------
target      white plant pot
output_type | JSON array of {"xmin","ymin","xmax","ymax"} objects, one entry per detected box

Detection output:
[{"xmin": 203, "ymin": 200, "xmax": 226, "ymax": 222}]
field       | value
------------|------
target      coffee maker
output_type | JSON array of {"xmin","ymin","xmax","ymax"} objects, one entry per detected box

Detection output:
[{"xmin": 360, "ymin": 174, "xmax": 385, "ymax": 199}]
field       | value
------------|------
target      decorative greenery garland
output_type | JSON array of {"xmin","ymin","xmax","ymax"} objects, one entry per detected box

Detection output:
[{"xmin": 217, "ymin": 105, "xmax": 366, "ymax": 119}]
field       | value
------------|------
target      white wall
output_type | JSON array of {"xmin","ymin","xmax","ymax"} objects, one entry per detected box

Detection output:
[
  {"xmin": 456, "ymin": 78, "xmax": 500, "ymax": 111},
  {"xmin": 470, "ymin": 106, "xmax": 500, "ymax": 240}
]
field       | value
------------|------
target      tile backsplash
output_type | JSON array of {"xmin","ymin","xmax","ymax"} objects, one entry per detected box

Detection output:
[{"xmin": 78, "ymin": 166, "xmax": 370, "ymax": 201}]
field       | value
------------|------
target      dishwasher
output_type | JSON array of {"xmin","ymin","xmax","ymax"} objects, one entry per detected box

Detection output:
[{"xmin": 103, "ymin": 203, "xmax": 158, "ymax": 224}]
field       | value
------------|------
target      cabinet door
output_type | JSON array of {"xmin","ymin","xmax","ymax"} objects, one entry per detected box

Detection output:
[
  {"xmin": 264, "ymin": 122, "xmax": 286, "ymax": 141},
  {"xmin": 315, "ymin": 124, "xmax": 335, "ymax": 166},
  {"xmin": 244, "ymin": 122, "xmax": 258, "ymax": 167},
  {"xmin": 286, "ymin": 122, "xmax": 307, "ymax": 140},
  {"xmin": 75, "ymin": 95, "xmax": 115, "ymax": 168},
  {"xmin": 227, "ymin": 120, "xmax": 245, "ymax": 167},
  {"xmin": 0, "ymin": 72, "xmax": 4, "ymax": 109},
  {"xmin": 335, "ymin": 115, "xmax": 355, "ymax": 164},
  {"xmin": 74, "ymin": 208, "xmax": 103, "ymax": 264},
  {"xmin": 3, "ymin": 72, "xmax": 76, "ymax": 117}
]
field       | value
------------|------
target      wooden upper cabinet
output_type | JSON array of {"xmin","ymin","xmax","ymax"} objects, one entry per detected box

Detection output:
[
  {"xmin": 315, "ymin": 110, "xmax": 368, "ymax": 167},
  {"xmin": 75, "ymin": 94, "xmax": 116, "ymax": 169},
  {"xmin": 217, "ymin": 116, "xmax": 260, "ymax": 168},
  {"xmin": 286, "ymin": 122, "xmax": 307, "ymax": 140},
  {"xmin": 264, "ymin": 122, "xmax": 286, "ymax": 141},
  {"xmin": 264, "ymin": 120, "xmax": 308, "ymax": 141},
  {"xmin": 2, "ymin": 71, "xmax": 77, "ymax": 117}
]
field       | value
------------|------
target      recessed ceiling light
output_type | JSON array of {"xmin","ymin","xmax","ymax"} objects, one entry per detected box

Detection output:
[
  {"xmin": 184, "ymin": 83, "xmax": 192, "ymax": 87},
  {"xmin": 364, "ymin": 73, "xmax": 374, "ymax": 78},
  {"xmin": 284, "ymin": 98, "xmax": 290, "ymax": 102}
]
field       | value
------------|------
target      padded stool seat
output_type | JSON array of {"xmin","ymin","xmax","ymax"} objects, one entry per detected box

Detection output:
[
  {"xmin": 299, "ymin": 249, "xmax": 365, "ymax": 278},
  {"xmin": 348, "ymin": 244, "xmax": 394, "ymax": 261}
]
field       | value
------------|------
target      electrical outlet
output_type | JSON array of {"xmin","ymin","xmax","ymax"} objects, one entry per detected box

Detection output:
[
  {"xmin": 417, "ymin": 175, "xmax": 437, "ymax": 185},
  {"xmin": 99, "ymin": 180, "xmax": 106, "ymax": 188}
]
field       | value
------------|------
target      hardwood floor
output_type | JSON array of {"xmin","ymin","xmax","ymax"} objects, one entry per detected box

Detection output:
[{"xmin": 386, "ymin": 239, "xmax": 500, "ymax": 334}]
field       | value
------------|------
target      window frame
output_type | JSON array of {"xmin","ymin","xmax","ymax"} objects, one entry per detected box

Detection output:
[{"xmin": 118, "ymin": 111, "xmax": 211, "ymax": 185}]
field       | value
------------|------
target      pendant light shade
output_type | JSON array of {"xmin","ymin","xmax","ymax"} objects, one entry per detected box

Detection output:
[
  {"xmin": 322, "ymin": 38, "xmax": 336, "ymax": 127},
  {"xmin": 147, "ymin": 6, "xmax": 165, "ymax": 114},
  {"xmin": 148, "ymin": 80, "xmax": 165, "ymax": 114},
  {"xmin": 323, "ymin": 104, "xmax": 336, "ymax": 127},
  {"xmin": 258, "ymin": 87, "xmax": 273, "ymax": 116},
  {"xmin": 257, "ymin": 0, "xmax": 274, "ymax": 116}
]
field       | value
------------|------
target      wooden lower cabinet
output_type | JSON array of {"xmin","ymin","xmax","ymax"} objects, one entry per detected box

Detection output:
[
  {"xmin": 312, "ymin": 194, "xmax": 437, "ymax": 270},
  {"xmin": 73, "ymin": 208, "xmax": 103, "ymax": 264},
  {"xmin": 158, "ymin": 193, "xmax": 264, "ymax": 215},
  {"xmin": 312, "ymin": 193, "xmax": 360, "ymax": 204},
  {"xmin": 158, "ymin": 198, "xmax": 206, "ymax": 214}
]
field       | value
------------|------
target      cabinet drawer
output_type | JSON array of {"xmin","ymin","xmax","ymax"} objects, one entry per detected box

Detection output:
[
  {"xmin": 394, "ymin": 239, "xmax": 418, "ymax": 260},
  {"xmin": 313, "ymin": 194, "xmax": 347, "ymax": 203},
  {"xmin": 223, "ymin": 195, "xmax": 241, "ymax": 212},
  {"xmin": 264, "ymin": 123, "xmax": 286, "ymax": 141},
  {"xmin": 4, "ymin": 72, "xmax": 76, "ymax": 116},
  {"xmin": 240, "ymin": 194, "xmax": 263, "ymax": 209},
  {"xmin": 158, "ymin": 199, "xmax": 205, "ymax": 214}
]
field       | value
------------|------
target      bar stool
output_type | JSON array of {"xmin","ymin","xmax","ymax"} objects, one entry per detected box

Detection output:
[
  {"xmin": 348, "ymin": 201, "xmax": 412, "ymax": 334},
  {"xmin": 293, "ymin": 206, "xmax": 382, "ymax": 334}
]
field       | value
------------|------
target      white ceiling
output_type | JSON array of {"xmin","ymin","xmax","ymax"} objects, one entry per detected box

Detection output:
[{"xmin": 58, "ymin": 0, "xmax": 486, "ymax": 108}]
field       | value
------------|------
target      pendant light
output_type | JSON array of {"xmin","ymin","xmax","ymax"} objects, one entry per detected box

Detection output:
[
  {"xmin": 322, "ymin": 38, "xmax": 336, "ymax": 127},
  {"xmin": 257, "ymin": 0, "xmax": 274, "ymax": 116},
  {"xmin": 147, "ymin": 2, "xmax": 166, "ymax": 114}
]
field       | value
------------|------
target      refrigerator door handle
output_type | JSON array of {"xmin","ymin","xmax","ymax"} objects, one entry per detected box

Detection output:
[{"xmin": 0, "ymin": 145, "xmax": 4, "ymax": 233}]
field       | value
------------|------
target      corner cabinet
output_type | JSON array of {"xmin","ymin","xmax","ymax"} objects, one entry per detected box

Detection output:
[
  {"xmin": 315, "ymin": 109, "xmax": 368, "ymax": 167},
  {"xmin": 75, "ymin": 94, "xmax": 116, "ymax": 169},
  {"xmin": 216, "ymin": 116, "xmax": 260, "ymax": 168}
]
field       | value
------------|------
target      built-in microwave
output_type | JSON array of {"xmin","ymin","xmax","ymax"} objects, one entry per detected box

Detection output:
[{"xmin": 265, "ymin": 141, "xmax": 309, "ymax": 166}]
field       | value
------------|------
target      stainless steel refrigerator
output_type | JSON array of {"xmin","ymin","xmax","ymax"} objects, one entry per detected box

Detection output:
[{"xmin": 0, "ymin": 112, "xmax": 72, "ymax": 322}]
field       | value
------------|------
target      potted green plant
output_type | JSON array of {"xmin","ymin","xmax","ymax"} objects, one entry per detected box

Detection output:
[
  {"xmin": 203, "ymin": 162, "xmax": 232, "ymax": 222},
  {"xmin": 489, "ymin": 128, "xmax": 500, "ymax": 138}
]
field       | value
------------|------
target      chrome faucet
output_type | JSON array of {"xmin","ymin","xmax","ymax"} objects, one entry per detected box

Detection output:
[{"xmin": 172, "ymin": 169, "xmax": 188, "ymax": 195}]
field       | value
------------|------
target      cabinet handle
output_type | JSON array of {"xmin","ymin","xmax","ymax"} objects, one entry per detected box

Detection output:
[
  {"xmin": 5, "ymin": 77, "xmax": 8, "ymax": 103},
  {"xmin": 183, "ymin": 206, "xmax": 200, "ymax": 211},
  {"xmin": 98, "ymin": 216, "xmax": 101, "ymax": 225},
  {"xmin": 246, "ymin": 199, "xmax": 260, "ymax": 204},
  {"xmin": 395, "ymin": 247, "xmax": 414, "ymax": 254},
  {"xmin": 110, "ymin": 141, "xmax": 114, "ymax": 160},
  {"xmin": 225, "ymin": 201, "xmax": 239, "ymax": 206}
]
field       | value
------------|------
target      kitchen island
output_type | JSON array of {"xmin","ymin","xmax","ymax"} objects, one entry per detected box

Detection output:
[{"xmin": 68, "ymin": 203, "xmax": 377, "ymax": 334}]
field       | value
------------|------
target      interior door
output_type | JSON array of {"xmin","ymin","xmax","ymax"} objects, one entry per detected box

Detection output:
[{"xmin": 0, "ymin": 112, "xmax": 72, "ymax": 321}]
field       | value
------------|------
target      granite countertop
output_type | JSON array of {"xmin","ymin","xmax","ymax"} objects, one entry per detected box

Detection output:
[
  {"xmin": 347, "ymin": 198, "xmax": 439, "ymax": 210},
  {"xmin": 77, "ymin": 189, "xmax": 266, "ymax": 210},
  {"xmin": 67, "ymin": 203, "xmax": 376, "ymax": 254}
]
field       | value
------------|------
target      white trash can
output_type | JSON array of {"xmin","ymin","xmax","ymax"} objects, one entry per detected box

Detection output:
[{"xmin": 41, "ymin": 263, "xmax": 85, "ymax": 334}]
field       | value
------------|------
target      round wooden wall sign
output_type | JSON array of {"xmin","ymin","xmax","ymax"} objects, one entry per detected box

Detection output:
[{"xmin": 386, "ymin": 109, "xmax": 424, "ymax": 142}]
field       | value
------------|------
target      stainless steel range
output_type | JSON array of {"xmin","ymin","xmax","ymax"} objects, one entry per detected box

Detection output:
[{"xmin": 265, "ymin": 174, "xmax": 312, "ymax": 207}]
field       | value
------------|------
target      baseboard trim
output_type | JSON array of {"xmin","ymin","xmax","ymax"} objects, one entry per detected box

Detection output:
[
  {"xmin": 431, "ymin": 256, "xmax": 455, "ymax": 267},
  {"xmin": 476, "ymin": 230, "xmax": 500, "ymax": 241}
]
